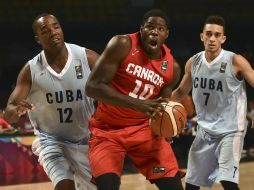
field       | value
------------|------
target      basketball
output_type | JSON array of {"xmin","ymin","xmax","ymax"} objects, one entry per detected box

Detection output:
[{"xmin": 150, "ymin": 100, "xmax": 187, "ymax": 138}]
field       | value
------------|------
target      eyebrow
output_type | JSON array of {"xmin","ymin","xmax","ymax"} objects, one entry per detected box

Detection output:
[
  {"xmin": 146, "ymin": 21, "xmax": 166, "ymax": 27},
  {"xmin": 205, "ymin": 31, "xmax": 222, "ymax": 34}
]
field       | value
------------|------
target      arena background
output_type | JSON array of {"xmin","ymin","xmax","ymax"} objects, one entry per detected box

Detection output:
[{"xmin": 0, "ymin": 0, "xmax": 254, "ymax": 189}]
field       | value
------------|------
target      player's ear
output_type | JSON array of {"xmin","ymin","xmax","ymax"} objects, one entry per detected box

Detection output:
[
  {"xmin": 200, "ymin": 33, "xmax": 204, "ymax": 42},
  {"xmin": 34, "ymin": 35, "xmax": 40, "ymax": 45},
  {"xmin": 221, "ymin": 35, "xmax": 226, "ymax": 44},
  {"xmin": 140, "ymin": 25, "xmax": 143, "ymax": 33},
  {"xmin": 165, "ymin": 28, "xmax": 169, "ymax": 38}
]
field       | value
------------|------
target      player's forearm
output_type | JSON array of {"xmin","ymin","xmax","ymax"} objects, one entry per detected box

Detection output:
[
  {"xmin": 171, "ymin": 88, "xmax": 186, "ymax": 102},
  {"xmin": 3, "ymin": 105, "xmax": 20, "ymax": 124}
]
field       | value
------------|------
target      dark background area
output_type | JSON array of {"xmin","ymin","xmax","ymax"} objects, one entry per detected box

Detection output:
[{"xmin": 0, "ymin": 0, "xmax": 254, "ymax": 108}]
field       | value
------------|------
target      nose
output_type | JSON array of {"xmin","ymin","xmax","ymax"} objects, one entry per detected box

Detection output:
[
  {"xmin": 49, "ymin": 27, "xmax": 57, "ymax": 36},
  {"xmin": 151, "ymin": 28, "xmax": 159, "ymax": 35},
  {"xmin": 209, "ymin": 35, "xmax": 216, "ymax": 41}
]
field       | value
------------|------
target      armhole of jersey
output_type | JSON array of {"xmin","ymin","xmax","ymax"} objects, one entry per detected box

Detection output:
[
  {"xmin": 28, "ymin": 59, "xmax": 35, "ymax": 97},
  {"xmin": 169, "ymin": 55, "xmax": 174, "ymax": 83},
  {"xmin": 70, "ymin": 44, "xmax": 90, "ymax": 72},
  {"xmin": 121, "ymin": 33, "xmax": 135, "ymax": 63},
  {"xmin": 28, "ymin": 58, "xmax": 35, "ymax": 84},
  {"xmin": 84, "ymin": 48, "xmax": 92, "ymax": 72},
  {"xmin": 129, "ymin": 33, "xmax": 139, "ymax": 53},
  {"xmin": 163, "ymin": 44, "xmax": 174, "ymax": 84},
  {"xmin": 229, "ymin": 52, "xmax": 244, "ymax": 83},
  {"xmin": 191, "ymin": 54, "xmax": 196, "ymax": 77}
]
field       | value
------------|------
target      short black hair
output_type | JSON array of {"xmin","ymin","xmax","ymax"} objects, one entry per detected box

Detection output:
[
  {"xmin": 142, "ymin": 9, "xmax": 170, "ymax": 28},
  {"xmin": 32, "ymin": 13, "xmax": 57, "ymax": 34},
  {"xmin": 203, "ymin": 15, "xmax": 225, "ymax": 33}
]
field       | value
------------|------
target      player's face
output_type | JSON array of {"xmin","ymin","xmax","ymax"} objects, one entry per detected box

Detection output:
[
  {"xmin": 200, "ymin": 24, "xmax": 226, "ymax": 54},
  {"xmin": 140, "ymin": 16, "xmax": 169, "ymax": 58},
  {"xmin": 34, "ymin": 15, "xmax": 65, "ymax": 51}
]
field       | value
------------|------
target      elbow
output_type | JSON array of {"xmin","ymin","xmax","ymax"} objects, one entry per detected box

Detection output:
[{"xmin": 85, "ymin": 81, "xmax": 100, "ymax": 99}]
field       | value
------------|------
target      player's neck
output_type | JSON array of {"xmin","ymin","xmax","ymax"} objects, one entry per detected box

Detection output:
[
  {"xmin": 205, "ymin": 48, "xmax": 222, "ymax": 63},
  {"xmin": 44, "ymin": 46, "xmax": 68, "ymax": 66}
]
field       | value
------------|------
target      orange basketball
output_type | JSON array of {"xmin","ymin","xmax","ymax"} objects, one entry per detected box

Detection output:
[{"xmin": 150, "ymin": 100, "xmax": 187, "ymax": 138}]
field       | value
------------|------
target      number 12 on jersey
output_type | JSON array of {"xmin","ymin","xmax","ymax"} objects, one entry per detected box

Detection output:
[{"xmin": 57, "ymin": 108, "xmax": 73, "ymax": 123}]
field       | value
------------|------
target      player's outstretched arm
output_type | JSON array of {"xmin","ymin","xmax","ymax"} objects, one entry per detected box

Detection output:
[{"xmin": 4, "ymin": 63, "xmax": 34, "ymax": 124}]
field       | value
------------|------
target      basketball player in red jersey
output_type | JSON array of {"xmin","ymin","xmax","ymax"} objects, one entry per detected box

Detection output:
[{"xmin": 85, "ymin": 9, "xmax": 183, "ymax": 190}]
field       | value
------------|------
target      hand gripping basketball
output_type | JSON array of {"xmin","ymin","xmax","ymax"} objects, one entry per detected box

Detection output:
[{"xmin": 149, "ymin": 100, "xmax": 187, "ymax": 138}]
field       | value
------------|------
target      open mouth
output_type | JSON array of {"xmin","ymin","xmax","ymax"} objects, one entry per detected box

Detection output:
[
  {"xmin": 149, "ymin": 39, "xmax": 158, "ymax": 48},
  {"xmin": 52, "ymin": 37, "xmax": 60, "ymax": 43}
]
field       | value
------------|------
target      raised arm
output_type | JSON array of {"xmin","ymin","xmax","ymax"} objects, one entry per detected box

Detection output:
[
  {"xmin": 3, "ymin": 64, "xmax": 33, "ymax": 124},
  {"xmin": 171, "ymin": 58, "xmax": 193, "ymax": 101}
]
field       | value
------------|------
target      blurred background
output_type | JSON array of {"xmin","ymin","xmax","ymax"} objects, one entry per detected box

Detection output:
[{"xmin": 0, "ymin": 0, "xmax": 254, "ymax": 188}]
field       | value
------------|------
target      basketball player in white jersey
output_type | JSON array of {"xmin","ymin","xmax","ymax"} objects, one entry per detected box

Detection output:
[
  {"xmin": 4, "ymin": 14, "xmax": 99, "ymax": 190},
  {"xmin": 172, "ymin": 15, "xmax": 254, "ymax": 190}
]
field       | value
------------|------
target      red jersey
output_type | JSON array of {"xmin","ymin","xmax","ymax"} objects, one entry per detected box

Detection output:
[{"xmin": 93, "ymin": 32, "xmax": 174, "ymax": 128}]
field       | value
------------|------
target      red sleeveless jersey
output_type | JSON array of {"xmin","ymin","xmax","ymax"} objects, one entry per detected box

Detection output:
[{"xmin": 93, "ymin": 32, "xmax": 174, "ymax": 128}]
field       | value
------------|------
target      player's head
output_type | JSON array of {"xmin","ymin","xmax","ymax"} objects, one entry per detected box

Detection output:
[
  {"xmin": 32, "ymin": 13, "xmax": 65, "ymax": 51},
  {"xmin": 140, "ymin": 9, "xmax": 169, "ymax": 58},
  {"xmin": 200, "ymin": 15, "xmax": 226, "ymax": 53}
]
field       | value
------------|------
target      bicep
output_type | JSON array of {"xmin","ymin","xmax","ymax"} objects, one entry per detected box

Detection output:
[
  {"xmin": 234, "ymin": 54, "xmax": 254, "ymax": 88},
  {"xmin": 171, "ymin": 58, "xmax": 193, "ymax": 100},
  {"xmin": 88, "ymin": 35, "xmax": 131, "ymax": 84},
  {"xmin": 177, "ymin": 59, "xmax": 193, "ymax": 94},
  {"xmin": 7, "ymin": 64, "xmax": 32, "ymax": 104}
]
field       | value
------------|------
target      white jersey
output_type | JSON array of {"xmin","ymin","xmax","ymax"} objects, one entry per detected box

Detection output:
[
  {"xmin": 27, "ymin": 43, "xmax": 95, "ymax": 143},
  {"xmin": 191, "ymin": 49, "xmax": 247, "ymax": 136}
]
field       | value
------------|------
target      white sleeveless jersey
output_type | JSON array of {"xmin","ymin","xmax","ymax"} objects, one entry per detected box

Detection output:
[
  {"xmin": 27, "ymin": 43, "xmax": 95, "ymax": 142},
  {"xmin": 191, "ymin": 49, "xmax": 247, "ymax": 136}
]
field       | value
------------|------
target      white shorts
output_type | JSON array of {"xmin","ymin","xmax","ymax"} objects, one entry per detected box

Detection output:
[
  {"xmin": 185, "ymin": 127, "xmax": 245, "ymax": 187},
  {"xmin": 32, "ymin": 135, "xmax": 96, "ymax": 190}
]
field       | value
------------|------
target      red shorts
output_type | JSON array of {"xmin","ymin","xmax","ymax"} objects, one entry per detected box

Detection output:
[{"xmin": 88, "ymin": 117, "xmax": 179, "ymax": 180}]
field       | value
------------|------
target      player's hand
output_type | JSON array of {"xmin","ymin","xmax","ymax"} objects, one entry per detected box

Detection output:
[
  {"xmin": 147, "ymin": 97, "xmax": 171, "ymax": 120},
  {"xmin": 136, "ymin": 97, "xmax": 165, "ymax": 119},
  {"xmin": 12, "ymin": 99, "xmax": 35, "ymax": 117}
]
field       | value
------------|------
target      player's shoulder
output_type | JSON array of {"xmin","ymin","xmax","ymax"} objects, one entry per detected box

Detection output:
[
  {"xmin": 110, "ymin": 34, "xmax": 131, "ymax": 46},
  {"xmin": 220, "ymin": 49, "xmax": 244, "ymax": 62},
  {"xmin": 65, "ymin": 42, "xmax": 85, "ymax": 51},
  {"xmin": 231, "ymin": 53, "xmax": 250, "ymax": 70},
  {"xmin": 190, "ymin": 51, "xmax": 204, "ymax": 65},
  {"xmin": 232, "ymin": 53, "xmax": 246, "ymax": 61},
  {"xmin": 106, "ymin": 34, "xmax": 132, "ymax": 54},
  {"xmin": 28, "ymin": 52, "xmax": 42, "ymax": 67},
  {"xmin": 192, "ymin": 50, "xmax": 204, "ymax": 59}
]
